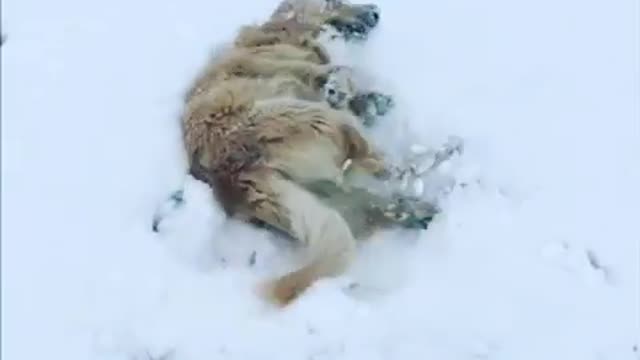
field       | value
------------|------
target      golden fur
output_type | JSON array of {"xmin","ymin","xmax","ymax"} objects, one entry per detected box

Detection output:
[
  {"xmin": 185, "ymin": 44, "xmax": 331, "ymax": 103},
  {"xmin": 182, "ymin": 76, "xmax": 397, "ymax": 306},
  {"xmin": 178, "ymin": 0, "xmax": 418, "ymax": 307},
  {"xmin": 184, "ymin": 0, "xmax": 377, "ymax": 106}
]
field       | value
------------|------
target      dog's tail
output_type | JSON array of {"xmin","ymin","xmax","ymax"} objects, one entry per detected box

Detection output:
[{"xmin": 247, "ymin": 169, "xmax": 357, "ymax": 306}]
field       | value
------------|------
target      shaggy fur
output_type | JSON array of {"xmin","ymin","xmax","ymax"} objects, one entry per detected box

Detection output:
[
  {"xmin": 169, "ymin": 0, "xmax": 433, "ymax": 307},
  {"xmin": 184, "ymin": 0, "xmax": 388, "ymax": 119},
  {"xmin": 185, "ymin": 43, "xmax": 330, "ymax": 102},
  {"xmin": 185, "ymin": 45, "xmax": 379, "ymax": 126},
  {"xmin": 182, "ymin": 76, "xmax": 435, "ymax": 306}
]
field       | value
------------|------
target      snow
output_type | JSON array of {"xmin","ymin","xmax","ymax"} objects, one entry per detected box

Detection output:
[{"xmin": 2, "ymin": 0, "xmax": 638, "ymax": 358}]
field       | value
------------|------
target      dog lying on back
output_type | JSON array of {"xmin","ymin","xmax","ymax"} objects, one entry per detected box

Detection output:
[{"xmin": 160, "ymin": 0, "xmax": 440, "ymax": 306}]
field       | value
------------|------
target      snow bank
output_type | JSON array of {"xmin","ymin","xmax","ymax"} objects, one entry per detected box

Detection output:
[{"xmin": 2, "ymin": 0, "xmax": 638, "ymax": 359}]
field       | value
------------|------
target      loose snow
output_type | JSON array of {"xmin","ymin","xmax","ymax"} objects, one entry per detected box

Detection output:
[{"xmin": 2, "ymin": 0, "xmax": 638, "ymax": 359}]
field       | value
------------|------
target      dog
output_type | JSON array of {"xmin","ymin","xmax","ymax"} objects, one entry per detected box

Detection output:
[{"xmin": 155, "ymin": 0, "xmax": 446, "ymax": 306}]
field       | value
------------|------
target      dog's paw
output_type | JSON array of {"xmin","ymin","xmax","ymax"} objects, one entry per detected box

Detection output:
[
  {"xmin": 383, "ymin": 164, "xmax": 426, "ymax": 197},
  {"xmin": 381, "ymin": 196, "xmax": 439, "ymax": 230},
  {"xmin": 323, "ymin": 65, "xmax": 355, "ymax": 109},
  {"xmin": 365, "ymin": 91, "xmax": 395, "ymax": 116},
  {"xmin": 349, "ymin": 91, "xmax": 395, "ymax": 127},
  {"xmin": 327, "ymin": 17, "xmax": 370, "ymax": 40},
  {"xmin": 354, "ymin": 4, "xmax": 381, "ymax": 29},
  {"xmin": 151, "ymin": 189, "xmax": 185, "ymax": 233},
  {"xmin": 405, "ymin": 136, "xmax": 465, "ymax": 176}
]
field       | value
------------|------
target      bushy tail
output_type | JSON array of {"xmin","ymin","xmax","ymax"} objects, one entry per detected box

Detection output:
[{"xmin": 251, "ymin": 169, "xmax": 357, "ymax": 306}]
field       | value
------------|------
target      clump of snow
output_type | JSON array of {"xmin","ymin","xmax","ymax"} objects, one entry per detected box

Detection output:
[{"xmin": 2, "ymin": 0, "xmax": 638, "ymax": 359}]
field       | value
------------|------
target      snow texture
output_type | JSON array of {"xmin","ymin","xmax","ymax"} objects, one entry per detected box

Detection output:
[{"xmin": 2, "ymin": 0, "xmax": 639, "ymax": 359}]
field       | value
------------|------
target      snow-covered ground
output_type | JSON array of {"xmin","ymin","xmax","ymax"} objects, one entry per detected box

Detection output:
[{"xmin": 2, "ymin": 0, "xmax": 638, "ymax": 358}]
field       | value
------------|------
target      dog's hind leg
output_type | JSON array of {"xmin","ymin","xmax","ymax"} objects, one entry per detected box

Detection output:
[{"xmin": 303, "ymin": 180, "xmax": 439, "ymax": 240}]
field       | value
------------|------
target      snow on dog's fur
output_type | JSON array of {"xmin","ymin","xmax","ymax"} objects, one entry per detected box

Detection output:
[
  {"xmin": 181, "ymin": 77, "xmax": 427, "ymax": 306},
  {"xmin": 177, "ymin": 0, "xmax": 436, "ymax": 307},
  {"xmin": 184, "ymin": 0, "xmax": 385, "ymax": 116}
]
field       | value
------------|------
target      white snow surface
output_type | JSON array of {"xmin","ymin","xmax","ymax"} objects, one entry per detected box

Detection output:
[{"xmin": 2, "ymin": 0, "xmax": 639, "ymax": 359}]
